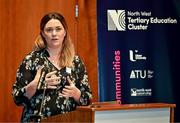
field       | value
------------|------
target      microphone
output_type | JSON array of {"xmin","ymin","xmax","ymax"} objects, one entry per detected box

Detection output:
[
  {"xmin": 56, "ymin": 67, "xmax": 72, "ymax": 92},
  {"xmin": 37, "ymin": 66, "xmax": 49, "ymax": 90},
  {"xmin": 64, "ymin": 67, "xmax": 72, "ymax": 86}
]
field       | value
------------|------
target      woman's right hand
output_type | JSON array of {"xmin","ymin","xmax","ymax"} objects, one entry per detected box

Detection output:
[{"xmin": 24, "ymin": 66, "xmax": 44, "ymax": 99}]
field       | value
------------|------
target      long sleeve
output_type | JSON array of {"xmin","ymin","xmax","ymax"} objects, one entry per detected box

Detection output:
[
  {"xmin": 12, "ymin": 55, "xmax": 36, "ymax": 106},
  {"xmin": 73, "ymin": 56, "xmax": 92, "ymax": 106}
]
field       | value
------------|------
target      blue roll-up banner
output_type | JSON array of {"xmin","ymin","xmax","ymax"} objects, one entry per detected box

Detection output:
[{"xmin": 97, "ymin": 0, "xmax": 180, "ymax": 121}]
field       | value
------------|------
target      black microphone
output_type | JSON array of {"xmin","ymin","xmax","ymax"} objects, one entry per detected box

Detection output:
[
  {"xmin": 64, "ymin": 67, "xmax": 72, "ymax": 86},
  {"xmin": 56, "ymin": 67, "xmax": 72, "ymax": 92}
]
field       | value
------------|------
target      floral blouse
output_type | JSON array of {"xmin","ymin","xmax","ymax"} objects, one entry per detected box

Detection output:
[{"xmin": 12, "ymin": 49, "xmax": 92, "ymax": 122}]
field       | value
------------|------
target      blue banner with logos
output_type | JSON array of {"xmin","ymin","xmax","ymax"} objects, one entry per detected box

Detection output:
[{"xmin": 97, "ymin": 0, "xmax": 180, "ymax": 121}]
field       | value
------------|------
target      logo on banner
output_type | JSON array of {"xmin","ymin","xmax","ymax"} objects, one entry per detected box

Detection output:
[
  {"xmin": 129, "ymin": 50, "xmax": 147, "ymax": 62},
  {"xmin": 107, "ymin": 9, "xmax": 177, "ymax": 31},
  {"xmin": 131, "ymin": 88, "xmax": 152, "ymax": 96},
  {"xmin": 130, "ymin": 70, "xmax": 154, "ymax": 79},
  {"xmin": 107, "ymin": 10, "xmax": 126, "ymax": 31}
]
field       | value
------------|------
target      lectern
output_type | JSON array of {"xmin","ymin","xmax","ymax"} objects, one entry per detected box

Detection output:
[{"xmin": 41, "ymin": 102, "xmax": 176, "ymax": 123}]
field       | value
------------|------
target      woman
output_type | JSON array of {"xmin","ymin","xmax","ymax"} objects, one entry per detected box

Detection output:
[{"xmin": 12, "ymin": 12, "xmax": 92, "ymax": 122}]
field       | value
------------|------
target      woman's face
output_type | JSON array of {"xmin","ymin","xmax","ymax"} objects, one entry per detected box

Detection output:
[{"xmin": 42, "ymin": 19, "xmax": 66, "ymax": 49}]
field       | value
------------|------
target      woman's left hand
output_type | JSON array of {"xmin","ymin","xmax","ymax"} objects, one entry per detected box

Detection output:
[{"xmin": 59, "ymin": 76, "xmax": 81, "ymax": 103}]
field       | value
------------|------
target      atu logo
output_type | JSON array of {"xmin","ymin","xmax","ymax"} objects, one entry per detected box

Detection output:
[{"xmin": 107, "ymin": 10, "xmax": 126, "ymax": 31}]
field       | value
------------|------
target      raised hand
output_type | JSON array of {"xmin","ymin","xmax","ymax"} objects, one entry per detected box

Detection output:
[{"xmin": 59, "ymin": 76, "xmax": 81, "ymax": 103}]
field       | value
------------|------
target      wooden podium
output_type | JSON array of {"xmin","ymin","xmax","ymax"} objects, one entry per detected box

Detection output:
[{"xmin": 41, "ymin": 102, "xmax": 176, "ymax": 123}]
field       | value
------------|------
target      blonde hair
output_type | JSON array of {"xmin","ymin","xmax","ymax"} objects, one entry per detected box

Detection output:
[{"xmin": 34, "ymin": 12, "xmax": 75, "ymax": 67}]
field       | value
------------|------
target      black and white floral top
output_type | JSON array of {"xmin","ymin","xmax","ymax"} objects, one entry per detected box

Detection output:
[{"xmin": 12, "ymin": 49, "xmax": 92, "ymax": 122}]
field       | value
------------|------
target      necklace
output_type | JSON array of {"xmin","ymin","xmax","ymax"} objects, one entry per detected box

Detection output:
[
  {"xmin": 50, "ymin": 58, "xmax": 57, "ymax": 64},
  {"xmin": 48, "ymin": 57, "xmax": 61, "ymax": 70},
  {"xmin": 46, "ymin": 49, "xmax": 60, "ymax": 64}
]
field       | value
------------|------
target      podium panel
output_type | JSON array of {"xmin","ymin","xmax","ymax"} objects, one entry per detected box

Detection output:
[
  {"xmin": 95, "ymin": 108, "xmax": 170, "ymax": 123},
  {"xmin": 41, "ymin": 102, "xmax": 176, "ymax": 123}
]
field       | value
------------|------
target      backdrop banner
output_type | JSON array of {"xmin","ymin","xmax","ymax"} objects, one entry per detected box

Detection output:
[{"xmin": 97, "ymin": 0, "xmax": 180, "ymax": 121}]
